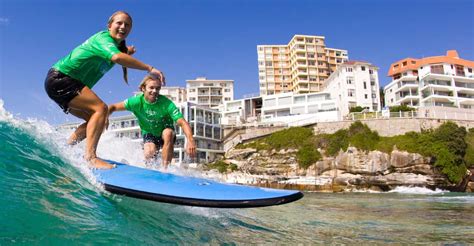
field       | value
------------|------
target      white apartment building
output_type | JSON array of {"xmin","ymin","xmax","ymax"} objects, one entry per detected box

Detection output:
[
  {"xmin": 220, "ymin": 91, "xmax": 339, "ymax": 126},
  {"xmin": 384, "ymin": 50, "xmax": 474, "ymax": 109},
  {"xmin": 324, "ymin": 61, "xmax": 381, "ymax": 117},
  {"xmin": 186, "ymin": 77, "xmax": 234, "ymax": 108},
  {"xmin": 160, "ymin": 86, "xmax": 187, "ymax": 104},
  {"xmin": 257, "ymin": 34, "xmax": 348, "ymax": 96},
  {"xmin": 220, "ymin": 95, "xmax": 262, "ymax": 126},
  {"xmin": 58, "ymin": 102, "xmax": 224, "ymax": 164}
]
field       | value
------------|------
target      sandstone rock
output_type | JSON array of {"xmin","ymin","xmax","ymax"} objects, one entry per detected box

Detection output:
[
  {"xmin": 336, "ymin": 147, "xmax": 390, "ymax": 175},
  {"xmin": 394, "ymin": 164, "xmax": 435, "ymax": 175},
  {"xmin": 390, "ymin": 150, "xmax": 431, "ymax": 168},
  {"xmin": 225, "ymin": 148, "xmax": 257, "ymax": 159}
]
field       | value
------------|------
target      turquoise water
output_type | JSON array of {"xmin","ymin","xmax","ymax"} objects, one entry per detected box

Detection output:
[{"xmin": 1, "ymin": 103, "xmax": 473, "ymax": 244}]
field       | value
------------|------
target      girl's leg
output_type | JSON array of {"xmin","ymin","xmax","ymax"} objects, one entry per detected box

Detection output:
[{"xmin": 68, "ymin": 87, "xmax": 113, "ymax": 169}]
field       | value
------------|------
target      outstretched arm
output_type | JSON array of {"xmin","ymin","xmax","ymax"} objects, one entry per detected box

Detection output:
[
  {"xmin": 110, "ymin": 53, "xmax": 165, "ymax": 85},
  {"xmin": 177, "ymin": 118, "xmax": 196, "ymax": 158},
  {"xmin": 106, "ymin": 102, "xmax": 126, "ymax": 130}
]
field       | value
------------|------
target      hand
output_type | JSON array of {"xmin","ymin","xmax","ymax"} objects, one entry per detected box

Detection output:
[
  {"xmin": 186, "ymin": 140, "xmax": 196, "ymax": 158},
  {"xmin": 149, "ymin": 68, "xmax": 166, "ymax": 86},
  {"xmin": 127, "ymin": 45, "xmax": 136, "ymax": 55}
]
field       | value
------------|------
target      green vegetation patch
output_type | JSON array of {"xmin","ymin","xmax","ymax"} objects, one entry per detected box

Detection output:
[
  {"xmin": 238, "ymin": 127, "xmax": 322, "ymax": 169},
  {"xmin": 205, "ymin": 160, "xmax": 238, "ymax": 173}
]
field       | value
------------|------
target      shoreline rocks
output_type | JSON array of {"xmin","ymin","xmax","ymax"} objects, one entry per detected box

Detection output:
[{"xmin": 213, "ymin": 147, "xmax": 472, "ymax": 192}]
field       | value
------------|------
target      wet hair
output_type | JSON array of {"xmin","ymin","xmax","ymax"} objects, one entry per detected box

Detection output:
[
  {"xmin": 108, "ymin": 11, "xmax": 133, "ymax": 84},
  {"xmin": 139, "ymin": 75, "xmax": 161, "ymax": 92}
]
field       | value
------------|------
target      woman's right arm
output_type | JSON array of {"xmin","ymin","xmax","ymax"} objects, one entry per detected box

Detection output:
[{"xmin": 111, "ymin": 53, "xmax": 165, "ymax": 84}]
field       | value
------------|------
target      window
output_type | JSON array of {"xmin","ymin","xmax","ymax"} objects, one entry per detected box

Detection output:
[
  {"xmin": 468, "ymin": 68, "xmax": 473, "ymax": 73},
  {"xmin": 456, "ymin": 65, "xmax": 465, "ymax": 76},
  {"xmin": 347, "ymin": 77, "xmax": 353, "ymax": 84},
  {"xmin": 363, "ymin": 82, "xmax": 367, "ymax": 89},
  {"xmin": 431, "ymin": 65, "xmax": 444, "ymax": 74},
  {"xmin": 346, "ymin": 67, "xmax": 353, "ymax": 72},
  {"xmin": 361, "ymin": 66, "xmax": 366, "ymax": 71},
  {"xmin": 348, "ymin": 89, "xmax": 355, "ymax": 97},
  {"xmin": 365, "ymin": 94, "xmax": 368, "ymax": 99},
  {"xmin": 369, "ymin": 69, "xmax": 373, "ymax": 74}
]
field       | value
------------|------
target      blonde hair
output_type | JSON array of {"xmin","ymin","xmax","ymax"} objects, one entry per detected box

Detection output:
[{"xmin": 139, "ymin": 75, "xmax": 161, "ymax": 91}]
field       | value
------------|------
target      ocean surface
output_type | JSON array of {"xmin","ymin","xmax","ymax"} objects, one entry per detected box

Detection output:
[{"xmin": 1, "ymin": 100, "xmax": 473, "ymax": 245}]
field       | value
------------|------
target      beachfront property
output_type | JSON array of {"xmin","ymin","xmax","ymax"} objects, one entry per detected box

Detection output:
[
  {"xmin": 58, "ymin": 102, "xmax": 223, "ymax": 164},
  {"xmin": 220, "ymin": 91, "xmax": 339, "ymax": 126},
  {"xmin": 384, "ymin": 50, "xmax": 474, "ymax": 109},
  {"xmin": 186, "ymin": 77, "xmax": 234, "ymax": 108},
  {"xmin": 257, "ymin": 34, "xmax": 348, "ymax": 96},
  {"xmin": 160, "ymin": 86, "xmax": 187, "ymax": 104},
  {"xmin": 324, "ymin": 61, "xmax": 381, "ymax": 118}
]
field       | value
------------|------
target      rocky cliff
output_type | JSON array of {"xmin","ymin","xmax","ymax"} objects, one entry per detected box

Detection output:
[{"xmin": 214, "ymin": 147, "xmax": 473, "ymax": 192}]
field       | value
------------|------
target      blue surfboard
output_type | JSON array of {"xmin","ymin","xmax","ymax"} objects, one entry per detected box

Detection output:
[{"xmin": 92, "ymin": 160, "xmax": 303, "ymax": 208}]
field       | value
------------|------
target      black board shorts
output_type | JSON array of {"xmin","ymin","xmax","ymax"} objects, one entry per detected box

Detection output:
[
  {"xmin": 143, "ymin": 132, "xmax": 176, "ymax": 148},
  {"xmin": 44, "ymin": 68, "xmax": 85, "ymax": 113}
]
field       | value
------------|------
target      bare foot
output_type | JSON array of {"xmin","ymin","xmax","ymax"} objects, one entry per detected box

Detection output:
[{"xmin": 88, "ymin": 157, "xmax": 116, "ymax": 169}]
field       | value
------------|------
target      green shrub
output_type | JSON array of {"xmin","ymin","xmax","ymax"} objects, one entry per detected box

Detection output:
[
  {"xmin": 265, "ymin": 127, "xmax": 314, "ymax": 150},
  {"xmin": 464, "ymin": 129, "xmax": 474, "ymax": 168},
  {"xmin": 206, "ymin": 160, "xmax": 237, "ymax": 173},
  {"xmin": 347, "ymin": 121, "xmax": 380, "ymax": 151},
  {"xmin": 296, "ymin": 144, "xmax": 321, "ymax": 169},
  {"xmin": 389, "ymin": 105, "xmax": 416, "ymax": 112},
  {"xmin": 349, "ymin": 106, "xmax": 364, "ymax": 113},
  {"xmin": 325, "ymin": 129, "xmax": 349, "ymax": 156}
]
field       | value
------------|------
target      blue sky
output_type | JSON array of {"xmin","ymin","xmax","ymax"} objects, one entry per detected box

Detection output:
[{"xmin": 0, "ymin": 0, "xmax": 473, "ymax": 125}]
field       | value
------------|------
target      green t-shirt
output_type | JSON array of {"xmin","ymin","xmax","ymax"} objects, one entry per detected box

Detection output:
[
  {"xmin": 124, "ymin": 94, "xmax": 184, "ymax": 137},
  {"xmin": 53, "ymin": 30, "xmax": 121, "ymax": 88}
]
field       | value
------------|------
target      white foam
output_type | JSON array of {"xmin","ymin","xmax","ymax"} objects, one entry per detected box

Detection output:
[{"xmin": 388, "ymin": 186, "xmax": 448, "ymax": 195}]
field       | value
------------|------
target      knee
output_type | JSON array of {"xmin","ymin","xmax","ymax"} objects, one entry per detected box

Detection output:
[
  {"xmin": 162, "ymin": 129, "xmax": 175, "ymax": 145},
  {"xmin": 93, "ymin": 102, "xmax": 108, "ymax": 115},
  {"xmin": 144, "ymin": 143, "xmax": 157, "ymax": 159},
  {"xmin": 144, "ymin": 149, "xmax": 156, "ymax": 160}
]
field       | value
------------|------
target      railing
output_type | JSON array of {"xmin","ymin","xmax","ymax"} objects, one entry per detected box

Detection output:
[{"xmin": 347, "ymin": 108, "xmax": 474, "ymax": 121}]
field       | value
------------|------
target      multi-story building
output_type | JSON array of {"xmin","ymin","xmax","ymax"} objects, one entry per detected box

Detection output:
[
  {"xmin": 384, "ymin": 50, "xmax": 474, "ymax": 109},
  {"xmin": 220, "ymin": 95, "xmax": 262, "ymax": 126},
  {"xmin": 257, "ymin": 34, "xmax": 349, "ymax": 96},
  {"xmin": 324, "ymin": 61, "xmax": 381, "ymax": 117},
  {"xmin": 160, "ymin": 86, "xmax": 187, "ymax": 103},
  {"xmin": 220, "ymin": 91, "xmax": 339, "ymax": 126},
  {"xmin": 186, "ymin": 77, "xmax": 234, "ymax": 108},
  {"xmin": 59, "ymin": 102, "xmax": 224, "ymax": 164}
]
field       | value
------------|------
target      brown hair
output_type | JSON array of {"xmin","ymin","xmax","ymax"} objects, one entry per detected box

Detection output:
[{"xmin": 108, "ymin": 11, "xmax": 133, "ymax": 84}]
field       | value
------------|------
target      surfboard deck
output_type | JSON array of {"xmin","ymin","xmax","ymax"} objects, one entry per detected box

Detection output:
[{"xmin": 92, "ymin": 160, "xmax": 303, "ymax": 208}]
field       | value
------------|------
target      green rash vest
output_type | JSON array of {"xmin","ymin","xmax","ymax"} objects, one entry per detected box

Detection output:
[
  {"xmin": 52, "ymin": 30, "xmax": 121, "ymax": 88},
  {"xmin": 124, "ymin": 94, "xmax": 184, "ymax": 137}
]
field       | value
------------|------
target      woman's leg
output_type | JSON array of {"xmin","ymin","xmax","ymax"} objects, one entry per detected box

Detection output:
[
  {"xmin": 67, "ymin": 122, "xmax": 88, "ymax": 145},
  {"xmin": 68, "ymin": 87, "xmax": 113, "ymax": 169}
]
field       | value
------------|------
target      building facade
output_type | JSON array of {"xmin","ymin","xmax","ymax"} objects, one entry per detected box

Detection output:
[
  {"xmin": 324, "ymin": 61, "xmax": 381, "ymax": 117},
  {"xmin": 160, "ymin": 86, "xmax": 187, "ymax": 104},
  {"xmin": 384, "ymin": 50, "xmax": 474, "ymax": 109},
  {"xmin": 186, "ymin": 77, "xmax": 234, "ymax": 108},
  {"xmin": 257, "ymin": 34, "xmax": 348, "ymax": 96}
]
